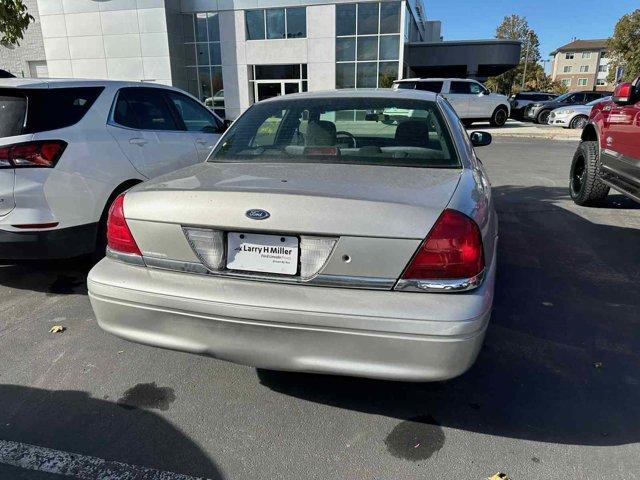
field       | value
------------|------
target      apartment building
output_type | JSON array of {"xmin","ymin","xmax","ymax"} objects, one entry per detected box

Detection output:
[
  {"xmin": 1, "ymin": 0, "xmax": 520, "ymax": 119},
  {"xmin": 550, "ymin": 38, "xmax": 612, "ymax": 92}
]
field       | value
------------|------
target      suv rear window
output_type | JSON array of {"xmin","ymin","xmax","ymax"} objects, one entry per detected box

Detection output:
[
  {"xmin": 0, "ymin": 94, "xmax": 27, "ymax": 137},
  {"xmin": 211, "ymin": 97, "xmax": 460, "ymax": 168},
  {"xmin": 0, "ymin": 87, "xmax": 103, "ymax": 137}
]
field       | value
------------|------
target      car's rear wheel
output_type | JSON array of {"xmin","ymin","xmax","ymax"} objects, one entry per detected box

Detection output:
[
  {"xmin": 536, "ymin": 109, "xmax": 551, "ymax": 125},
  {"xmin": 570, "ymin": 141, "xmax": 609, "ymax": 206},
  {"xmin": 489, "ymin": 107, "xmax": 508, "ymax": 127},
  {"xmin": 570, "ymin": 115, "xmax": 589, "ymax": 130}
]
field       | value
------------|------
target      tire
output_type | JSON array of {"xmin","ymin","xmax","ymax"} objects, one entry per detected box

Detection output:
[
  {"xmin": 489, "ymin": 107, "xmax": 508, "ymax": 127},
  {"xmin": 569, "ymin": 141, "xmax": 609, "ymax": 206},
  {"xmin": 536, "ymin": 109, "xmax": 551, "ymax": 125},
  {"xmin": 569, "ymin": 115, "xmax": 589, "ymax": 130},
  {"xmin": 462, "ymin": 120, "xmax": 474, "ymax": 128}
]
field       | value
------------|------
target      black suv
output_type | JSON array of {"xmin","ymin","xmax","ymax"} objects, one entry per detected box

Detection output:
[
  {"xmin": 524, "ymin": 90, "xmax": 612, "ymax": 124},
  {"xmin": 509, "ymin": 92, "xmax": 557, "ymax": 119}
]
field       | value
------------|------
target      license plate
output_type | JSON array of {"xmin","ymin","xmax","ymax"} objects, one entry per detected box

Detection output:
[{"xmin": 226, "ymin": 232, "xmax": 299, "ymax": 275}]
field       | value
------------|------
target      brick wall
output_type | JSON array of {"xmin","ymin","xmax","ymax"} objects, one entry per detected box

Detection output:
[{"xmin": 0, "ymin": 0, "xmax": 46, "ymax": 77}]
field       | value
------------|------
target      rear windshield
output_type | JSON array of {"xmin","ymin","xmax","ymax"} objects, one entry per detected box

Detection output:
[
  {"xmin": 210, "ymin": 97, "xmax": 460, "ymax": 168},
  {"xmin": 0, "ymin": 87, "xmax": 103, "ymax": 137},
  {"xmin": 0, "ymin": 94, "xmax": 27, "ymax": 137}
]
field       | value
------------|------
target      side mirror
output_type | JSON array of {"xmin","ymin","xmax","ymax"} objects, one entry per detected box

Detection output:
[
  {"xmin": 612, "ymin": 82, "xmax": 634, "ymax": 105},
  {"xmin": 470, "ymin": 131, "xmax": 492, "ymax": 147}
]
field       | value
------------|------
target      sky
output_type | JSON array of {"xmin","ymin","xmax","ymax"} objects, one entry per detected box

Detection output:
[{"xmin": 427, "ymin": 0, "xmax": 637, "ymax": 71}]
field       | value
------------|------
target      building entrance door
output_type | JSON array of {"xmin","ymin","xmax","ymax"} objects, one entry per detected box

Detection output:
[{"xmin": 254, "ymin": 81, "xmax": 301, "ymax": 102}]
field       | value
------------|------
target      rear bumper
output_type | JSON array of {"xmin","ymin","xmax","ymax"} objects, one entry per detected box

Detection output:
[
  {"xmin": 0, "ymin": 223, "xmax": 97, "ymax": 259},
  {"xmin": 88, "ymin": 254, "xmax": 495, "ymax": 382}
]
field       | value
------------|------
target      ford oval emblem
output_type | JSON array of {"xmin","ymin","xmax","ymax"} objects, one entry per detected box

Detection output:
[{"xmin": 246, "ymin": 209, "xmax": 270, "ymax": 220}]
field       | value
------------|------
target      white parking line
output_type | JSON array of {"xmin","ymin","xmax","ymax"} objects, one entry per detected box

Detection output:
[{"xmin": 0, "ymin": 440, "xmax": 210, "ymax": 480}]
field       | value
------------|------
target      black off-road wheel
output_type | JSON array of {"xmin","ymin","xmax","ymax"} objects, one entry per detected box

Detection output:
[
  {"xmin": 489, "ymin": 107, "xmax": 508, "ymax": 127},
  {"xmin": 570, "ymin": 141, "xmax": 609, "ymax": 206}
]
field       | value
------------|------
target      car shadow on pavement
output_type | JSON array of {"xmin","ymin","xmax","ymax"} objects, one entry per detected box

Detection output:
[
  {"xmin": 258, "ymin": 185, "xmax": 640, "ymax": 448},
  {"xmin": 0, "ymin": 256, "xmax": 93, "ymax": 295},
  {"xmin": 0, "ymin": 384, "xmax": 223, "ymax": 479}
]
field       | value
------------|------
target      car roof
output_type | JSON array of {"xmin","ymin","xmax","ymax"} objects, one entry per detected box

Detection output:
[
  {"xmin": 260, "ymin": 88, "xmax": 439, "ymax": 103},
  {"xmin": 394, "ymin": 78, "xmax": 474, "ymax": 82},
  {"xmin": 0, "ymin": 78, "xmax": 181, "ymax": 91}
]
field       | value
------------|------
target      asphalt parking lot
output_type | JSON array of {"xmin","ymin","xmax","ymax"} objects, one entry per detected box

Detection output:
[{"xmin": 1, "ymin": 137, "xmax": 639, "ymax": 480}]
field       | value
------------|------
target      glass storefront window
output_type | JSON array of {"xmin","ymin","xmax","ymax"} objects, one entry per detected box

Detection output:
[
  {"xmin": 286, "ymin": 7, "xmax": 306, "ymax": 38},
  {"xmin": 378, "ymin": 61, "xmax": 399, "ymax": 88},
  {"xmin": 246, "ymin": 10, "xmax": 265, "ymax": 40},
  {"xmin": 356, "ymin": 63, "xmax": 377, "ymax": 88},
  {"xmin": 379, "ymin": 2, "xmax": 400, "ymax": 34},
  {"xmin": 195, "ymin": 13, "xmax": 208, "ymax": 42},
  {"xmin": 336, "ymin": 4, "xmax": 356, "ymax": 36},
  {"xmin": 196, "ymin": 43, "xmax": 208, "ymax": 65},
  {"xmin": 207, "ymin": 13, "xmax": 220, "ymax": 42},
  {"xmin": 357, "ymin": 37, "xmax": 378, "ymax": 61},
  {"xmin": 335, "ymin": 2, "xmax": 402, "ymax": 89},
  {"xmin": 379, "ymin": 35, "xmax": 400, "ymax": 60},
  {"xmin": 336, "ymin": 37, "xmax": 356, "ymax": 62},
  {"xmin": 209, "ymin": 42, "xmax": 221, "ymax": 65},
  {"xmin": 266, "ymin": 9, "xmax": 286, "ymax": 39},
  {"xmin": 246, "ymin": 8, "xmax": 306, "ymax": 40},
  {"xmin": 357, "ymin": 3, "xmax": 379, "ymax": 35},
  {"xmin": 336, "ymin": 63, "xmax": 356, "ymax": 89},
  {"xmin": 183, "ymin": 13, "xmax": 224, "ymax": 117}
]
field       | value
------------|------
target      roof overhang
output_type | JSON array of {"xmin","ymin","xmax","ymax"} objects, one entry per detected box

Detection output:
[{"xmin": 405, "ymin": 39, "xmax": 522, "ymax": 81}]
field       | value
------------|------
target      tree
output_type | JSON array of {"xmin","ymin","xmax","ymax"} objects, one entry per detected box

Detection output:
[
  {"xmin": 485, "ymin": 15, "xmax": 543, "ymax": 95},
  {"xmin": 0, "ymin": 0, "xmax": 33, "ymax": 46},
  {"xmin": 607, "ymin": 9, "xmax": 640, "ymax": 83}
]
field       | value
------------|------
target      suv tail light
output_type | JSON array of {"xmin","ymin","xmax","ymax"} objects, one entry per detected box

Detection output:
[
  {"xmin": 107, "ymin": 194, "xmax": 142, "ymax": 257},
  {"xmin": 397, "ymin": 209, "xmax": 484, "ymax": 292},
  {"xmin": 0, "ymin": 140, "xmax": 67, "ymax": 168}
]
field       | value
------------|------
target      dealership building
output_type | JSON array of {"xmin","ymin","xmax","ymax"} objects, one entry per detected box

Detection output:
[{"xmin": 1, "ymin": 0, "xmax": 520, "ymax": 119}]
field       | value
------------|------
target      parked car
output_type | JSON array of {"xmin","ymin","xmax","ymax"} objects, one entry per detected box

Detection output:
[
  {"xmin": 0, "ymin": 79, "xmax": 226, "ymax": 260},
  {"xmin": 548, "ymin": 96, "xmax": 611, "ymax": 129},
  {"xmin": 524, "ymin": 90, "xmax": 613, "ymax": 124},
  {"xmin": 508, "ymin": 91, "xmax": 557, "ymax": 119},
  {"xmin": 88, "ymin": 89, "xmax": 498, "ymax": 382},
  {"xmin": 570, "ymin": 76, "xmax": 640, "ymax": 205},
  {"xmin": 393, "ymin": 78, "xmax": 511, "ymax": 127}
]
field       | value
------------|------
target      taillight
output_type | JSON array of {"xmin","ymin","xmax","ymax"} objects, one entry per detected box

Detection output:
[
  {"xmin": 0, "ymin": 140, "xmax": 67, "ymax": 168},
  {"xmin": 401, "ymin": 209, "xmax": 484, "ymax": 281},
  {"xmin": 107, "ymin": 194, "xmax": 142, "ymax": 256}
]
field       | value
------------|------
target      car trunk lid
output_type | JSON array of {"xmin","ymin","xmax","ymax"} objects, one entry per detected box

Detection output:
[{"xmin": 126, "ymin": 162, "xmax": 462, "ymax": 239}]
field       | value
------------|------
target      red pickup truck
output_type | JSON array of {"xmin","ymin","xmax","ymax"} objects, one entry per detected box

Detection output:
[{"xmin": 570, "ymin": 76, "xmax": 640, "ymax": 205}]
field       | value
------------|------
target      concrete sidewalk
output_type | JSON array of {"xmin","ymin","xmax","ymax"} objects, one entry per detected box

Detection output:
[{"xmin": 466, "ymin": 119, "xmax": 582, "ymax": 141}]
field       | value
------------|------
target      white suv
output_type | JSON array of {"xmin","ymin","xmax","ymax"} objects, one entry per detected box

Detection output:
[
  {"xmin": 393, "ymin": 78, "xmax": 510, "ymax": 127},
  {"xmin": 0, "ymin": 79, "xmax": 225, "ymax": 260}
]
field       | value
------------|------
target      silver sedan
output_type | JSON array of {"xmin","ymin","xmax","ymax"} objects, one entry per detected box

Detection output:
[{"xmin": 88, "ymin": 89, "xmax": 498, "ymax": 382}]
